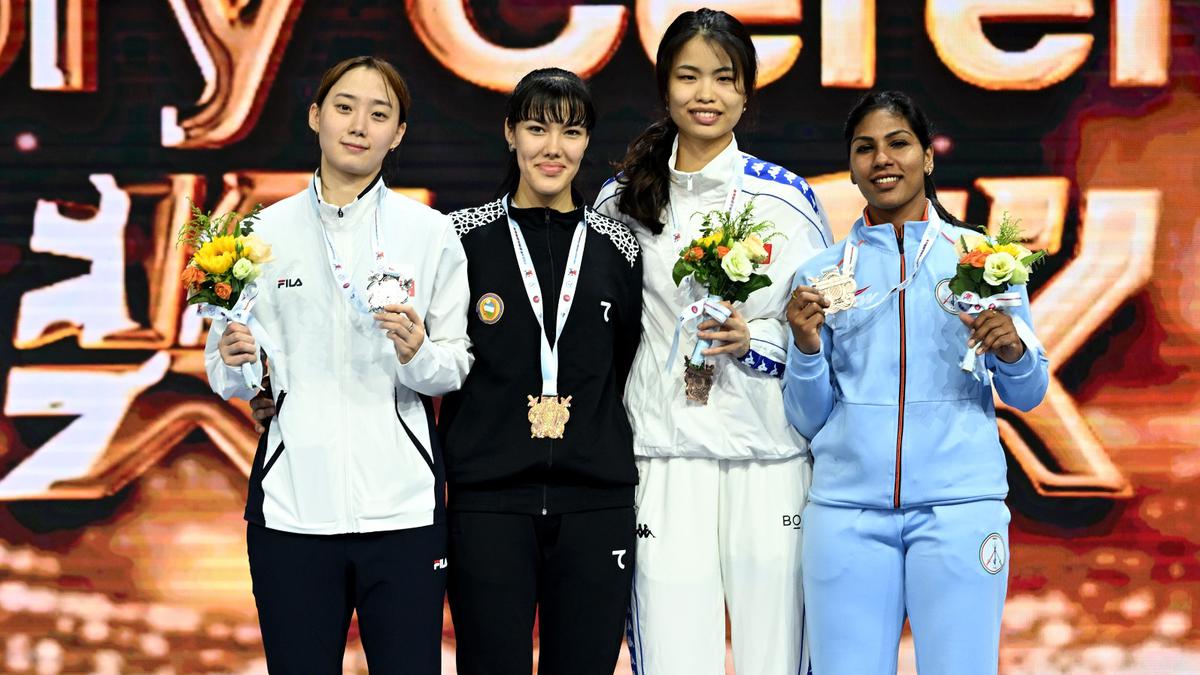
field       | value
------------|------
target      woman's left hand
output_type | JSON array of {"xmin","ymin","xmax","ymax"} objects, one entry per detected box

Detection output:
[
  {"xmin": 375, "ymin": 304, "xmax": 425, "ymax": 364},
  {"xmin": 959, "ymin": 310, "xmax": 1025, "ymax": 363},
  {"xmin": 698, "ymin": 301, "xmax": 750, "ymax": 359}
]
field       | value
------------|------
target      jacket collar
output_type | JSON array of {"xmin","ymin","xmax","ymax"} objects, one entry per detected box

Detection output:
[
  {"xmin": 505, "ymin": 192, "xmax": 585, "ymax": 232},
  {"xmin": 310, "ymin": 170, "xmax": 385, "ymax": 232},
  {"xmin": 852, "ymin": 199, "xmax": 938, "ymax": 253},
  {"xmin": 667, "ymin": 134, "xmax": 742, "ymax": 197}
]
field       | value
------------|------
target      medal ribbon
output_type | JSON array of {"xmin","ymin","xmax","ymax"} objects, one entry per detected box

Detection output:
[
  {"xmin": 666, "ymin": 156, "xmax": 745, "ymax": 243},
  {"xmin": 309, "ymin": 175, "xmax": 387, "ymax": 315},
  {"xmin": 665, "ymin": 296, "xmax": 732, "ymax": 372},
  {"xmin": 954, "ymin": 290, "xmax": 1042, "ymax": 379},
  {"xmin": 197, "ymin": 282, "xmax": 280, "ymax": 392},
  {"xmin": 831, "ymin": 218, "xmax": 943, "ymax": 315},
  {"xmin": 503, "ymin": 197, "xmax": 588, "ymax": 397}
]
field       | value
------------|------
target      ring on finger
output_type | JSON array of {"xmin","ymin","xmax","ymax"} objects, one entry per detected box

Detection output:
[{"xmin": 408, "ymin": 320, "xmax": 416, "ymax": 332}]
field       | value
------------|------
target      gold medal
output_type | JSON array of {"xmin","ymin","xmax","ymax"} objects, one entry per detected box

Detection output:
[
  {"xmin": 528, "ymin": 394, "xmax": 572, "ymax": 439},
  {"xmin": 812, "ymin": 269, "xmax": 857, "ymax": 314}
]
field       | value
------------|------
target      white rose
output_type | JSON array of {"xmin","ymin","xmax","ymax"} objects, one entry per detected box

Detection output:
[
  {"xmin": 982, "ymin": 252, "xmax": 1017, "ymax": 286},
  {"xmin": 721, "ymin": 243, "xmax": 754, "ymax": 282},
  {"xmin": 742, "ymin": 233, "xmax": 769, "ymax": 262},
  {"xmin": 231, "ymin": 257, "xmax": 255, "ymax": 280}
]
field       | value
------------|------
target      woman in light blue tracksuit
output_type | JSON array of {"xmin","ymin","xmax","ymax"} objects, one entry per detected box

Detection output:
[{"xmin": 783, "ymin": 91, "xmax": 1050, "ymax": 674}]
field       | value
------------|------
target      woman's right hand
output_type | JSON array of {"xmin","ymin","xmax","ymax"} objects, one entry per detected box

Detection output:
[
  {"xmin": 218, "ymin": 322, "xmax": 258, "ymax": 367},
  {"xmin": 786, "ymin": 286, "xmax": 829, "ymax": 355}
]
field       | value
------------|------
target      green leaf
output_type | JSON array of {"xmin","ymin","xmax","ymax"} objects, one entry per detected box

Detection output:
[
  {"xmin": 948, "ymin": 275, "xmax": 973, "ymax": 296},
  {"xmin": 672, "ymin": 260, "xmax": 691, "ymax": 287},
  {"xmin": 1020, "ymin": 250, "xmax": 1046, "ymax": 267}
]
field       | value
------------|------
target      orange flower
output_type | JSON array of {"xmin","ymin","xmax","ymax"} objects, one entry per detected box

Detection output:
[
  {"xmin": 214, "ymin": 282, "xmax": 233, "ymax": 300},
  {"xmin": 684, "ymin": 246, "xmax": 704, "ymax": 262},
  {"xmin": 716, "ymin": 245, "xmax": 730, "ymax": 258},
  {"xmin": 180, "ymin": 266, "xmax": 206, "ymax": 287},
  {"xmin": 960, "ymin": 250, "xmax": 989, "ymax": 268}
]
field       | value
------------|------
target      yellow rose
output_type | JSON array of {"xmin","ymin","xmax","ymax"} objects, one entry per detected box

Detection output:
[
  {"xmin": 742, "ymin": 233, "xmax": 769, "ymax": 262},
  {"xmin": 194, "ymin": 236, "xmax": 237, "ymax": 274},
  {"xmin": 958, "ymin": 233, "xmax": 988, "ymax": 255},
  {"xmin": 995, "ymin": 243, "xmax": 1022, "ymax": 258},
  {"xmin": 240, "ymin": 234, "xmax": 274, "ymax": 264},
  {"xmin": 699, "ymin": 230, "xmax": 724, "ymax": 248}
]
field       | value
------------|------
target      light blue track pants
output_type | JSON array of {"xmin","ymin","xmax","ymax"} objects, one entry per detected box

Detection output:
[{"xmin": 802, "ymin": 499, "xmax": 1010, "ymax": 675}]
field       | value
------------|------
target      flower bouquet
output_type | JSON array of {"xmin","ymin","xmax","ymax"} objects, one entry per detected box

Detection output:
[
  {"xmin": 949, "ymin": 212, "xmax": 1045, "ymax": 374},
  {"xmin": 669, "ymin": 200, "xmax": 777, "ymax": 404},
  {"xmin": 178, "ymin": 201, "xmax": 274, "ymax": 391}
]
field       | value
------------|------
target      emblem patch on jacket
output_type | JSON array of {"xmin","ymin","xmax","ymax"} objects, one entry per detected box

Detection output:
[
  {"xmin": 476, "ymin": 293, "xmax": 504, "ymax": 324},
  {"xmin": 934, "ymin": 278, "xmax": 959, "ymax": 314},
  {"xmin": 979, "ymin": 533, "xmax": 1006, "ymax": 574}
]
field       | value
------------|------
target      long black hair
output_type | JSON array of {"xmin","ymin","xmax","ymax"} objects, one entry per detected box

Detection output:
[
  {"xmin": 613, "ymin": 8, "xmax": 758, "ymax": 234},
  {"xmin": 496, "ymin": 67, "xmax": 597, "ymax": 200},
  {"xmin": 843, "ymin": 90, "xmax": 966, "ymax": 228}
]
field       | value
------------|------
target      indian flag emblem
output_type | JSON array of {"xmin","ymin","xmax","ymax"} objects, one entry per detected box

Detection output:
[{"xmin": 477, "ymin": 293, "xmax": 504, "ymax": 324}]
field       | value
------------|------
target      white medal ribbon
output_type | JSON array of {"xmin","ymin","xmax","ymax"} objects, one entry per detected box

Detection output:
[
  {"xmin": 665, "ymin": 296, "xmax": 732, "ymax": 372},
  {"xmin": 955, "ymin": 290, "xmax": 1043, "ymax": 379},
  {"xmin": 503, "ymin": 197, "xmax": 588, "ymax": 397},
  {"xmin": 824, "ymin": 218, "xmax": 943, "ymax": 331},
  {"xmin": 663, "ymin": 157, "xmax": 746, "ymax": 369},
  {"xmin": 666, "ymin": 157, "xmax": 744, "ymax": 243},
  {"xmin": 197, "ymin": 282, "xmax": 279, "ymax": 392},
  {"xmin": 310, "ymin": 178, "xmax": 390, "ymax": 315}
]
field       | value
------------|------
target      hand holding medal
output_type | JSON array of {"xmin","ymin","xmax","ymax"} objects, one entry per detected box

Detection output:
[
  {"xmin": 786, "ymin": 286, "xmax": 831, "ymax": 355},
  {"xmin": 375, "ymin": 304, "xmax": 425, "ymax": 365}
]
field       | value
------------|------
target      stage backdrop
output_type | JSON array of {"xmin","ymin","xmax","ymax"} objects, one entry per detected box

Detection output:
[{"xmin": 0, "ymin": 1, "xmax": 1197, "ymax": 673}]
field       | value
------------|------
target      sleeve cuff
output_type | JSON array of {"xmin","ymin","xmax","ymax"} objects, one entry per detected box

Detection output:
[
  {"xmin": 989, "ymin": 344, "xmax": 1037, "ymax": 377},
  {"xmin": 786, "ymin": 342, "xmax": 828, "ymax": 379}
]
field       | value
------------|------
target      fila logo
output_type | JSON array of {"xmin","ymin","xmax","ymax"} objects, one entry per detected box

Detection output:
[
  {"xmin": 277, "ymin": 278, "xmax": 303, "ymax": 288},
  {"xmin": 635, "ymin": 523, "xmax": 655, "ymax": 539},
  {"xmin": 433, "ymin": 558, "xmax": 448, "ymax": 570},
  {"xmin": 612, "ymin": 549, "xmax": 627, "ymax": 570},
  {"xmin": 782, "ymin": 514, "xmax": 802, "ymax": 530}
]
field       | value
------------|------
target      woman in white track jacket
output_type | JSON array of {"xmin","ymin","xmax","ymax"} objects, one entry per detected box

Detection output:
[
  {"xmin": 594, "ymin": 9, "xmax": 831, "ymax": 675},
  {"xmin": 204, "ymin": 56, "xmax": 471, "ymax": 674}
]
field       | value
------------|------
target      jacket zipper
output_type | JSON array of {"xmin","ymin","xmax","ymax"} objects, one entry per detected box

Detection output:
[
  {"xmin": 894, "ymin": 228, "xmax": 906, "ymax": 509},
  {"xmin": 543, "ymin": 211, "xmax": 556, "ymax": 516}
]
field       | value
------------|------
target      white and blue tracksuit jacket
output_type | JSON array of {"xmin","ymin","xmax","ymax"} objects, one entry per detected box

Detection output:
[{"xmin": 783, "ymin": 205, "xmax": 1050, "ymax": 508}]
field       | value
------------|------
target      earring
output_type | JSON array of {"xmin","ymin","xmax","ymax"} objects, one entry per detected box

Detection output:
[
  {"xmin": 508, "ymin": 144, "xmax": 515, "ymax": 151},
  {"xmin": 925, "ymin": 167, "xmax": 932, "ymax": 175}
]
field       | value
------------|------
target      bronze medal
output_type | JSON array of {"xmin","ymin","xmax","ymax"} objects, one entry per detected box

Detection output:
[
  {"xmin": 527, "ymin": 394, "xmax": 572, "ymax": 439},
  {"xmin": 812, "ymin": 269, "xmax": 857, "ymax": 314},
  {"xmin": 683, "ymin": 358, "xmax": 716, "ymax": 405}
]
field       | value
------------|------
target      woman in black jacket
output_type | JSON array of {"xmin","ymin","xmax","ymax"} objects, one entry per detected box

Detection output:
[{"xmin": 440, "ymin": 67, "xmax": 643, "ymax": 675}]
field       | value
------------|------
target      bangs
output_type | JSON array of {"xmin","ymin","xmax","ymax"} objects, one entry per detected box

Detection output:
[{"xmin": 509, "ymin": 79, "xmax": 595, "ymax": 130}]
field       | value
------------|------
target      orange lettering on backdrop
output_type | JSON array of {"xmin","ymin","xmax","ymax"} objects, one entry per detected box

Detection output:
[
  {"xmin": 926, "ymin": 0, "xmax": 1095, "ymax": 90},
  {"xmin": 1111, "ymin": 0, "xmax": 1170, "ymax": 87},
  {"xmin": 29, "ymin": 0, "xmax": 95, "ymax": 91},
  {"xmin": 406, "ymin": 0, "xmax": 627, "ymax": 93},
  {"xmin": 0, "ymin": 0, "xmax": 25, "ymax": 80},
  {"xmin": 821, "ymin": 0, "xmax": 874, "ymax": 88},
  {"xmin": 636, "ymin": 0, "xmax": 802, "ymax": 88},
  {"xmin": 161, "ymin": 0, "xmax": 304, "ymax": 148}
]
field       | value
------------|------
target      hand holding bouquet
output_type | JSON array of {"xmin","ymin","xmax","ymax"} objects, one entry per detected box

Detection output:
[
  {"xmin": 669, "ymin": 200, "xmax": 778, "ymax": 404},
  {"xmin": 949, "ymin": 213, "xmax": 1044, "ymax": 375},
  {"xmin": 178, "ymin": 201, "xmax": 274, "ymax": 391}
]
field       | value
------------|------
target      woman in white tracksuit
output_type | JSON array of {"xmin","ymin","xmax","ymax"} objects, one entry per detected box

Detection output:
[
  {"xmin": 594, "ymin": 9, "xmax": 830, "ymax": 674},
  {"xmin": 205, "ymin": 56, "xmax": 471, "ymax": 673}
]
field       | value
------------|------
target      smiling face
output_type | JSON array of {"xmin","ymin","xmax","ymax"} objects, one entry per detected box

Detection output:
[
  {"xmin": 849, "ymin": 108, "xmax": 934, "ymax": 225},
  {"xmin": 666, "ymin": 35, "xmax": 747, "ymax": 149},
  {"xmin": 308, "ymin": 66, "xmax": 406, "ymax": 184},
  {"xmin": 505, "ymin": 117, "xmax": 589, "ymax": 210}
]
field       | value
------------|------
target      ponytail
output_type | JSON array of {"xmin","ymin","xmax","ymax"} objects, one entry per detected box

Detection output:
[
  {"xmin": 924, "ymin": 173, "xmax": 968, "ymax": 229},
  {"xmin": 613, "ymin": 118, "xmax": 678, "ymax": 235}
]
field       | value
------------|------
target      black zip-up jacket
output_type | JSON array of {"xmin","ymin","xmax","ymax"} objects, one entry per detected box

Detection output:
[{"xmin": 439, "ymin": 196, "xmax": 643, "ymax": 515}]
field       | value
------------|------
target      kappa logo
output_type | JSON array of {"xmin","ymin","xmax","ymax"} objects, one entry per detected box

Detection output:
[
  {"xmin": 635, "ymin": 523, "xmax": 655, "ymax": 539},
  {"xmin": 433, "ymin": 558, "xmax": 448, "ymax": 570},
  {"xmin": 979, "ymin": 533, "xmax": 1005, "ymax": 575},
  {"xmin": 276, "ymin": 277, "xmax": 303, "ymax": 288}
]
